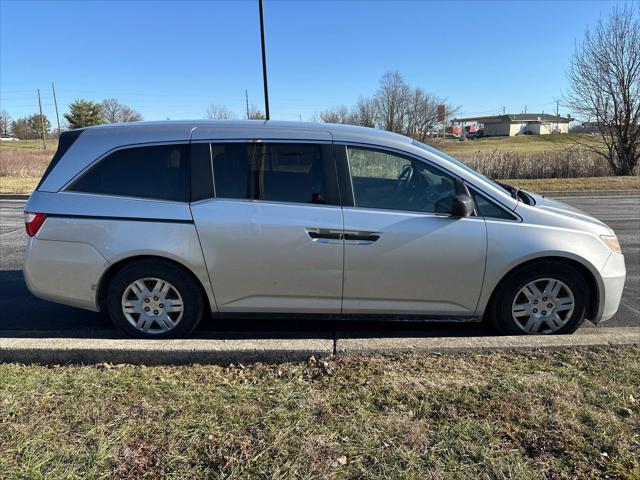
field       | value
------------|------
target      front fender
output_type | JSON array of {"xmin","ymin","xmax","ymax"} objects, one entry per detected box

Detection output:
[{"xmin": 476, "ymin": 219, "xmax": 609, "ymax": 316}]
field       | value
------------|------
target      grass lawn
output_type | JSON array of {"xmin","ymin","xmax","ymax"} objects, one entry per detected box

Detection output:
[
  {"xmin": 430, "ymin": 133, "xmax": 603, "ymax": 156},
  {"xmin": 0, "ymin": 176, "xmax": 41, "ymax": 194},
  {"xmin": 1, "ymin": 347, "xmax": 639, "ymax": 479},
  {"xmin": 505, "ymin": 176, "xmax": 640, "ymax": 192},
  {"xmin": 0, "ymin": 135, "xmax": 601, "ymax": 155},
  {"xmin": 0, "ymin": 139, "xmax": 57, "ymax": 152}
]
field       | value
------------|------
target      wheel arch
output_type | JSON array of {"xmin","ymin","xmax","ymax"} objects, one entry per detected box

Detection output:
[
  {"xmin": 483, "ymin": 255, "xmax": 601, "ymax": 323},
  {"xmin": 96, "ymin": 255, "xmax": 213, "ymax": 314}
]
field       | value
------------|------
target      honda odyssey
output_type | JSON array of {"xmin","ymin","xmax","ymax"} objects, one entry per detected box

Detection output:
[{"xmin": 23, "ymin": 121, "xmax": 626, "ymax": 338}]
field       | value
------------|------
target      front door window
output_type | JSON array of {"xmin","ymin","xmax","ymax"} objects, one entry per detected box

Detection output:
[{"xmin": 347, "ymin": 146, "xmax": 458, "ymax": 214}]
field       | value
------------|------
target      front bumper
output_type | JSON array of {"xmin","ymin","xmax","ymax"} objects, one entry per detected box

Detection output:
[{"xmin": 594, "ymin": 252, "xmax": 626, "ymax": 323}]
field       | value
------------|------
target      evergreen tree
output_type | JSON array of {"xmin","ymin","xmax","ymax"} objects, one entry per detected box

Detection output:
[
  {"xmin": 64, "ymin": 100, "xmax": 104, "ymax": 129},
  {"xmin": 27, "ymin": 114, "xmax": 51, "ymax": 136}
]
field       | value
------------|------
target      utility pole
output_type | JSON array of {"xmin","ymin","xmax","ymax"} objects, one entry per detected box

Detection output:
[
  {"xmin": 51, "ymin": 81, "xmax": 61, "ymax": 136},
  {"xmin": 258, "ymin": 0, "xmax": 270, "ymax": 120},
  {"xmin": 37, "ymin": 89, "xmax": 46, "ymax": 149},
  {"xmin": 556, "ymin": 99, "xmax": 559, "ymax": 116},
  {"xmin": 524, "ymin": 105, "xmax": 527, "ymax": 114},
  {"xmin": 245, "ymin": 90, "xmax": 250, "ymax": 119},
  {"xmin": 502, "ymin": 106, "xmax": 505, "ymax": 115}
]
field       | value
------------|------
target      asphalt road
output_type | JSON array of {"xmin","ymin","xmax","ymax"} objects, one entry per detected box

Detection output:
[{"xmin": 1, "ymin": 195, "xmax": 638, "ymax": 339}]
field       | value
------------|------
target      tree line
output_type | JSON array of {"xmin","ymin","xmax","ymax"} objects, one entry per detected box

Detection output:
[
  {"xmin": 0, "ymin": 98, "xmax": 143, "ymax": 140},
  {"xmin": 315, "ymin": 71, "xmax": 458, "ymax": 142}
]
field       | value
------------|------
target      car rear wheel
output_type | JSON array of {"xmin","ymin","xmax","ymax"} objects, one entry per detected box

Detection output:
[
  {"xmin": 489, "ymin": 262, "xmax": 589, "ymax": 335},
  {"xmin": 106, "ymin": 260, "xmax": 205, "ymax": 339}
]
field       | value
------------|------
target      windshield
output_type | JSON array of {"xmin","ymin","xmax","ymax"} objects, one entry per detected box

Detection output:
[{"xmin": 411, "ymin": 140, "xmax": 512, "ymax": 196}]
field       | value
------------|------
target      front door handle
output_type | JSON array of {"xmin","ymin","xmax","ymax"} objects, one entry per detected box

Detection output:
[{"xmin": 305, "ymin": 229, "xmax": 380, "ymax": 244}]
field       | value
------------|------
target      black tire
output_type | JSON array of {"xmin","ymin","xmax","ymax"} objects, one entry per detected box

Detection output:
[
  {"xmin": 488, "ymin": 261, "xmax": 589, "ymax": 335},
  {"xmin": 106, "ymin": 259, "xmax": 205, "ymax": 339}
]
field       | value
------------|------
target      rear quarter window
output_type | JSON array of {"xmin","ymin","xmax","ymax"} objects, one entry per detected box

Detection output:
[
  {"xmin": 36, "ymin": 129, "xmax": 84, "ymax": 190},
  {"xmin": 69, "ymin": 144, "xmax": 189, "ymax": 202}
]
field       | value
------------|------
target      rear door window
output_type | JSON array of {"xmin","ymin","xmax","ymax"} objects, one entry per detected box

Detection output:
[
  {"xmin": 211, "ymin": 142, "xmax": 340, "ymax": 205},
  {"xmin": 69, "ymin": 144, "xmax": 189, "ymax": 202}
]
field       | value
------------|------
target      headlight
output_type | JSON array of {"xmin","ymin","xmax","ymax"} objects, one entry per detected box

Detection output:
[{"xmin": 600, "ymin": 235, "xmax": 622, "ymax": 253}]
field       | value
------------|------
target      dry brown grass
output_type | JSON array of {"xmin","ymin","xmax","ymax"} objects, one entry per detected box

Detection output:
[
  {"xmin": 0, "ymin": 138, "xmax": 637, "ymax": 197},
  {"xmin": 0, "ymin": 147, "xmax": 54, "ymax": 177},
  {"xmin": 506, "ymin": 176, "xmax": 640, "ymax": 192},
  {"xmin": 0, "ymin": 177, "xmax": 41, "ymax": 194}
]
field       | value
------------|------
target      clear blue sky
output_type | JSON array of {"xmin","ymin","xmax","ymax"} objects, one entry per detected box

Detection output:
[{"xmin": 0, "ymin": 0, "xmax": 627, "ymax": 124}]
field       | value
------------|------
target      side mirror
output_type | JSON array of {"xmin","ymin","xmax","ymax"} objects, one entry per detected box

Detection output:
[{"xmin": 451, "ymin": 193, "xmax": 474, "ymax": 217}]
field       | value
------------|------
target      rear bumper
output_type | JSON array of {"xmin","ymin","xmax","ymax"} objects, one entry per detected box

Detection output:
[
  {"xmin": 23, "ymin": 237, "xmax": 108, "ymax": 311},
  {"xmin": 594, "ymin": 252, "xmax": 626, "ymax": 323}
]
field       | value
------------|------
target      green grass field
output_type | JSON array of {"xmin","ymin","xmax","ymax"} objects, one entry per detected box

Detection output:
[{"xmin": 1, "ymin": 347, "xmax": 638, "ymax": 479}]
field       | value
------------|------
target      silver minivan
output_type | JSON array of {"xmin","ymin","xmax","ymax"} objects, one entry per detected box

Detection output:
[{"xmin": 23, "ymin": 121, "xmax": 626, "ymax": 338}]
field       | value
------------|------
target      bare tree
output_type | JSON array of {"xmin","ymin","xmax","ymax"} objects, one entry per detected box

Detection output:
[
  {"xmin": 375, "ymin": 71, "xmax": 411, "ymax": 133},
  {"xmin": 0, "ymin": 110, "xmax": 11, "ymax": 136},
  {"xmin": 319, "ymin": 105, "xmax": 351, "ymax": 124},
  {"xmin": 101, "ymin": 98, "xmax": 143, "ymax": 123},
  {"xmin": 564, "ymin": 5, "xmax": 640, "ymax": 175},
  {"xmin": 350, "ymin": 96, "xmax": 377, "ymax": 127},
  {"xmin": 206, "ymin": 104, "xmax": 235, "ymax": 120},
  {"xmin": 246, "ymin": 104, "xmax": 266, "ymax": 120}
]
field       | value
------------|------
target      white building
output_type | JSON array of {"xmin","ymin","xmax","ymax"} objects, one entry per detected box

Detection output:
[{"xmin": 454, "ymin": 114, "xmax": 573, "ymax": 137}]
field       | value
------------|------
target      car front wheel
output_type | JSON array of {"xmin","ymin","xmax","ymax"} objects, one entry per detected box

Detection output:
[{"xmin": 489, "ymin": 262, "xmax": 589, "ymax": 335}]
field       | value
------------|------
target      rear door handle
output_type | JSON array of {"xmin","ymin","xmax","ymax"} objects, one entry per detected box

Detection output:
[
  {"xmin": 343, "ymin": 231, "xmax": 380, "ymax": 245},
  {"xmin": 344, "ymin": 233, "xmax": 380, "ymax": 242},
  {"xmin": 306, "ymin": 228, "xmax": 342, "ymax": 243}
]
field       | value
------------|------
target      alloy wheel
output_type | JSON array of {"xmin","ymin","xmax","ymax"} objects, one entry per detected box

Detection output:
[
  {"xmin": 511, "ymin": 278, "xmax": 575, "ymax": 334},
  {"xmin": 121, "ymin": 277, "xmax": 184, "ymax": 334}
]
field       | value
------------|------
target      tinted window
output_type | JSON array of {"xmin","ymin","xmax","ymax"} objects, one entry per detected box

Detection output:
[
  {"xmin": 69, "ymin": 144, "xmax": 189, "ymax": 202},
  {"xmin": 471, "ymin": 190, "xmax": 516, "ymax": 220},
  {"xmin": 347, "ymin": 146, "xmax": 458, "ymax": 214},
  {"xmin": 212, "ymin": 143, "xmax": 339, "ymax": 205},
  {"xmin": 190, "ymin": 143, "xmax": 214, "ymax": 202}
]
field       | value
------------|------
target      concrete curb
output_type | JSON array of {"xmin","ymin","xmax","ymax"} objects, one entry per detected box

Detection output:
[
  {"xmin": 0, "ymin": 338, "xmax": 335, "ymax": 365},
  {"xmin": 0, "ymin": 328, "xmax": 637, "ymax": 365},
  {"xmin": 336, "ymin": 328, "xmax": 640, "ymax": 355}
]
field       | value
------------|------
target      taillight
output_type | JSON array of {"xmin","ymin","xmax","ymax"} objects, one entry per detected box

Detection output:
[{"xmin": 24, "ymin": 212, "xmax": 47, "ymax": 237}]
